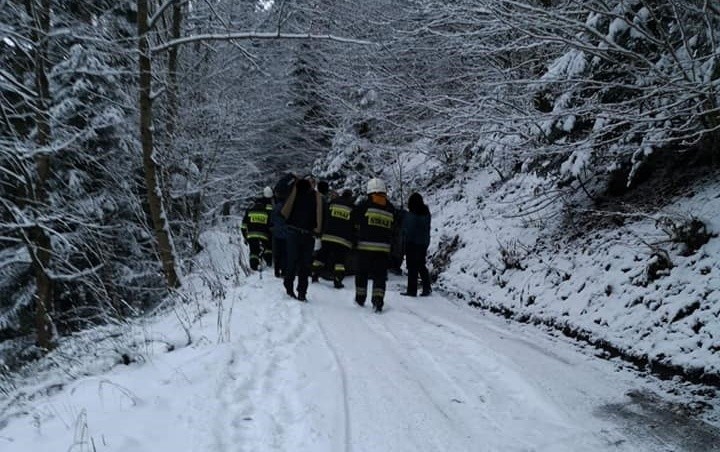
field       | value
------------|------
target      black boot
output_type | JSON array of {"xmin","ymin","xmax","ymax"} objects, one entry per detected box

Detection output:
[
  {"xmin": 400, "ymin": 291, "xmax": 417, "ymax": 297},
  {"xmin": 283, "ymin": 279, "xmax": 296, "ymax": 298},
  {"xmin": 355, "ymin": 295, "xmax": 365, "ymax": 307},
  {"xmin": 371, "ymin": 296, "xmax": 383, "ymax": 313}
]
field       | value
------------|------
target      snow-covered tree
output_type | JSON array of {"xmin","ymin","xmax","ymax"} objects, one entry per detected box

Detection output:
[
  {"xmin": 0, "ymin": 1, "xmax": 161, "ymax": 348},
  {"xmin": 480, "ymin": 0, "xmax": 720, "ymax": 192}
]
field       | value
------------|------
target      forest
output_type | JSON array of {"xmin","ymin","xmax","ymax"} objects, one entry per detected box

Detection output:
[{"xmin": 1, "ymin": 0, "xmax": 718, "ymax": 379}]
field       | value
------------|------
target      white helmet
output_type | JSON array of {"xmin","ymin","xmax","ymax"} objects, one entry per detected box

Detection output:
[
  {"xmin": 263, "ymin": 186, "xmax": 273, "ymax": 198},
  {"xmin": 366, "ymin": 177, "xmax": 386, "ymax": 194}
]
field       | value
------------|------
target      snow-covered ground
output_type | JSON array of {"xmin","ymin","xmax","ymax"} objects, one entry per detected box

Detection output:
[
  {"xmin": 2, "ymin": 230, "xmax": 718, "ymax": 451},
  {"xmin": 423, "ymin": 165, "xmax": 720, "ymax": 386}
]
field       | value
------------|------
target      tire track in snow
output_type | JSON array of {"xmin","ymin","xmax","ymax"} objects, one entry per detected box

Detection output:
[
  {"xmin": 359, "ymin": 299, "xmax": 620, "ymax": 451},
  {"xmin": 310, "ymin": 286, "xmax": 491, "ymax": 452},
  {"xmin": 384, "ymin": 303, "xmax": 584, "ymax": 445},
  {"xmin": 213, "ymin": 285, "xmax": 309, "ymax": 452},
  {"xmin": 212, "ymin": 348, "xmax": 236, "ymax": 452},
  {"xmin": 248, "ymin": 297, "xmax": 307, "ymax": 450},
  {"xmin": 359, "ymin": 308, "xmax": 502, "ymax": 446},
  {"xmin": 388, "ymin": 300, "xmax": 656, "ymax": 451},
  {"xmin": 359, "ymin": 313, "xmax": 457, "ymax": 421},
  {"xmin": 365, "ymin": 309, "xmax": 490, "ymax": 412},
  {"xmin": 402, "ymin": 302, "xmax": 574, "ymax": 366},
  {"xmin": 311, "ymin": 313, "xmax": 352, "ymax": 452}
]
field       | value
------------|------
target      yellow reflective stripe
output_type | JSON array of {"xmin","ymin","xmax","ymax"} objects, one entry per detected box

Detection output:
[
  {"xmin": 357, "ymin": 241, "xmax": 391, "ymax": 252},
  {"xmin": 249, "ymin": 212, "xmax": 269, "ymax": 224},
  {"xmin": 329, "ymin": 204, "xmax": 352, "ymax": 220},
  {"xmin": 366, "ymin": 208, "xmax": 393, "ymax": 219},
  {"xmin": 367, "ymin": 207, "xmax": 391, "ymax": 214},
  {"xmin": 365, "ymin": 208, "xmax": 393, "ymax": 229},
  {"xmin": 356, "ymin": 287, "xmax": 367, "ymax": 295},
  {"xmin": 334, "ymin": 264, "xmax": 345, "ymax": 272},
  {"xmin": 322, "ymin": 234, "xmax": 352, "ymax": 248},
  {"xmin": 247, "ymin": 232, "xmax": 269, "ymax": 240}
]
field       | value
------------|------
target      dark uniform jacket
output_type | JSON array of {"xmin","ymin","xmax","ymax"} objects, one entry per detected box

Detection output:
[
  {"xmin": 242, "ymin": 197, "xmax": 272, "ymax": 241},
  {"xmin": 352, "ymin": 194, "xmax": 396, "ymax": 253},
  {"xmin": 321, "ymin": 196, "xmax": 355, "ymax": 249},
  {"xmin": 402, "ymin": 205, "xmax": 431, "ymax": 249}
]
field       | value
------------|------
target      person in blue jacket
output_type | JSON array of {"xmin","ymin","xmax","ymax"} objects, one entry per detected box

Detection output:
[{"xmin": 400, "ymin": 192, "xmax": 432, "ymax": 297}]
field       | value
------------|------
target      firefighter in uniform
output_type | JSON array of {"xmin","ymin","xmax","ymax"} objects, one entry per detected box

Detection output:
[
  {"xmin": 352, "ymin": 178, "xmax": 395, "ymax": 313},
  {"xmin": 241, "ymin": 187, "xmax": 274, "ymax": 270},
  {"xmin": 312, "ymin": 189, "xmax": 355, "ymax": 288}
]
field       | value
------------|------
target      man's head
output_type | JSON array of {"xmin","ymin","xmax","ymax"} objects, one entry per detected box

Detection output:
[
  {"xmin": 317, "ymin": 180, "xmax": 329, "ymax": 196},
  {"xmin": 295, "ymin": 178, "xmax": 312, "ymax": 193}
]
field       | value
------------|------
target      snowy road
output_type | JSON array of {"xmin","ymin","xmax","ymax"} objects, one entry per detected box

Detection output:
[
  {"xmin": 211, "ymin": 275, "xmax": 720, "ymax": 452},
  {"xmin": 3, "ymin": 273, "xmax": 719, "ymax": 451}
]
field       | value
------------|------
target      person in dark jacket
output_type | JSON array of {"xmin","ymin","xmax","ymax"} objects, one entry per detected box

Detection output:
[
  {"xmin": 389, "ymin": 208, "xmax": 406, "ymax": 275},
  {"xmin": 352, "ymin": 178, "xmax": 395, "ymax": 313},
  {"xmin": 271, "ymin": 197, "xmax": 288, "ymax": 278},
  {"xmin": 312, "ymin": 189, "xmax": 355, "ymax": 288},
  {"xmin": 241, "ymin": 187, "xmax": 274, "ymax": 270},
  {"xmin": 274, "ymin": 172, "xmax": 296, "ymax": 201},
  {"xmin": 400, "ymin": 192, "xmax": 431, "ymax": 296},
  {"xmin": 281, "ymin": 177, "xmax": 322, "ymax": 301},
  {"xmin": 272, "ymin": 174, "xmax": 297, "ymax": 278}
]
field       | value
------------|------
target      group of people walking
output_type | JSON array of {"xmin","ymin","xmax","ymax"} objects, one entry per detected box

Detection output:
[{"xmin": 241, "ymin": 174, "xmax": 432, "ymax": 313}]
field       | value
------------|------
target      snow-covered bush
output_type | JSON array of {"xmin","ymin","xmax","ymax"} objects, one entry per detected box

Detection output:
[{"xmin": 656, "ymin": 215, "xmax": 715, "ymax": 256}]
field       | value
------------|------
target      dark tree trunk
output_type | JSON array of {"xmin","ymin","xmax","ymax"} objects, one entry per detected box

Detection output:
[
  {"xmin": 25, "ymin": 0, "xmax": 55, "ymax": 350},
  {"xmin": 138, "ymin": 0, "xmax": 182, "ymax": 289}
]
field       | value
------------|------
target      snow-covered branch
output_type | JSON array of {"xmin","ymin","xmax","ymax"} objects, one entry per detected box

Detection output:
[
  {"xmin": 151, "ymin": 31, "xmax": 374, "ymax": 53},
  {"xmin": 148, "ymin": 0, "xmax": 190, "ymax": 30}
]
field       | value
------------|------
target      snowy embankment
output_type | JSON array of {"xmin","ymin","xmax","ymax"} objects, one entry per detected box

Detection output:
[
  {"xmin": 426, "ymin": 166, "xmax": 720, "ymax": 387},
  {"xmin": 3, "ymin": 229, "xmax": 718, "ymax": 451}
]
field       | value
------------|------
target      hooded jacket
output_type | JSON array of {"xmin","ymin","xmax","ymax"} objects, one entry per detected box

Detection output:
[{"xmin": 403, "ymin": 203, "xmax": 430, "ymax": 249}]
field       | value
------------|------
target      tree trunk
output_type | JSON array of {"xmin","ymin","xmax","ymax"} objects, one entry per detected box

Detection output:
[
  {"xmin": 26, "ymin": 0, "xmax": 55, "ymax": 350},
  {"xmin": 166, "ymin": 1, "xmax": 182, "ymax": 142},
  {"xmin": 138, "ymin": 0, "xmax": 181, "ymax": 289},
  {"xmin": 29, "ymin": 225, "xmax": 54, "ymax": 347}
]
